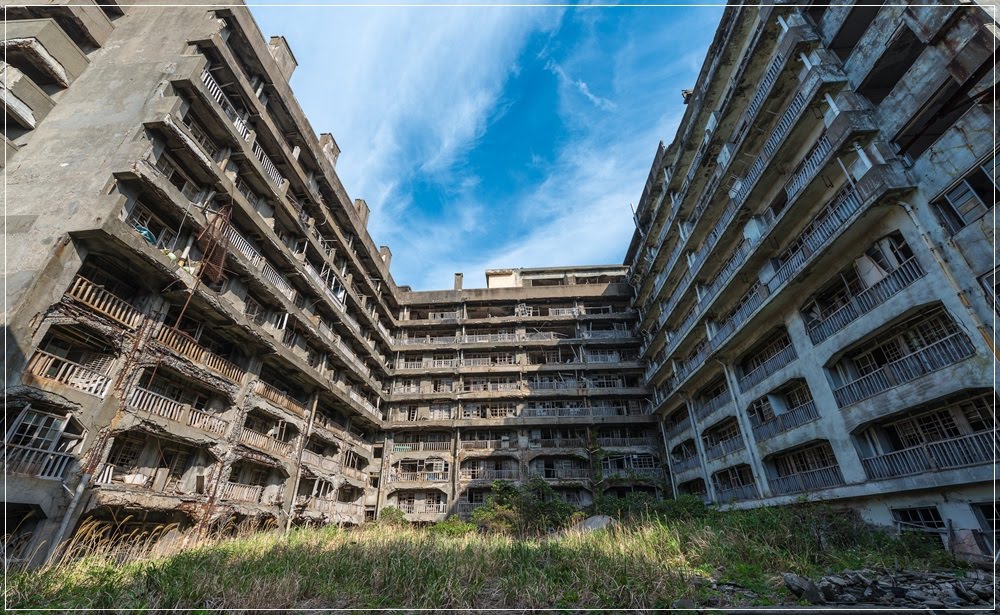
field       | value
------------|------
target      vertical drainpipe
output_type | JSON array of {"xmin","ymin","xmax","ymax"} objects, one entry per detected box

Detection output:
[
  {"xmin": 285, "ymin": 390, "xmax": 319, "ymax": 533},
  {"xmin": 46, "ymin": 473, "xmax": 91, "ymax": 564},
  {"xmin": 716, "ymin": 359, "xmax": 770, "ymax": 501},
  {"xmin": 658, "ymin": 420, "xmax": 678, "ymax": 498}
]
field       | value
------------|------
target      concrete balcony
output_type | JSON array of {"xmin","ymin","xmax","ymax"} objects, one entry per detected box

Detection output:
[
  {"xmin": 300, "ymin": 449, "xmax": 339, "ymax": 473},
  {"xmin": 806, "ymin": 257, "xmax": 926, "ymax": 344},
  {"xmin": 460, "ymin": 439, "xmax": 519, "ymax": 451},
  {"xmin": 127, "ymin": 387, "xmax": 229, "ymax": 436},
  {"xmin": 665, "ymin": 417, "xmax": 692, "ymax": 442},
  {"xmin": 25, "ymin": 350, "xmax": 112, "ymax": 398},
  {"xmin": 455, "ymin": 500, "xmax": 486, "ymax": 517},
  {"xmin": 530, "ymin": 467, "xmax": 591, "ymax": 480},
  {"xmin": 238, "ymin": 427, "xmax": 293, "ymax": 458},
  {"xmin": 750, "ymin": 401, "xmax": 819, "ymax": 443},
  {"xmin": 704, "ymin": 435, "xmax": 745, "ymax": 461},
  {"xmin": 693, "ymin": 391, "xmax": 733, "ymax": 424},
  {"xmin": 459, "ymin": 468, "xmax": 519, "ymax": 481},
  {"xmin": 738, "ymin": 344, "xmax": 797, "ymax": 393},
  {"xmin": 860, "ymin": 432, "xmax": 994, "ymax": 480},
  {"xmin": 252, "ymin": 380, "xmax": 309, "ymax": 418},
  {"xmin": 398, "ymin": 501, "xmax": 447, "ymax": 515},
  {"xmin": 1, "ymin": 62, "xmax": 55, "ymax": 130},
  {"xmin": 715, "ymin": 483, "xmax": 758, "ymax": 504},
  {"xmin": 672, "ymin": 455, "xmax": 701, "ymax": 474},
  {"xmin": 3, "ymin": 444, "xmax": 74, "ymax": 480},
  {"xmin": 153, "ymin": 325, "xmax": 246, "ymax": 384},
  {"xmin": 535, "ymin": 438, "xmax": 587, "ymax": 449},
  {"xmin": 603, "ymin": 467, "xmax": 664, "ymax": 481},
  {"xmin": 221, "ymin": 481, "xmax": 264, "ymax": 504},
  {"xmin": 199, "ymin": 67, "xmax": 251, "ymax": 141},
  {"xmin": 596, "ymin": 436, "xmax": 654, "ymax": 448},
  {"xmin": 3, "ymin": 19, "xmax": 89, "ymax": 87},
  {"xmin": 65, "ymin": 275, "xmax": 144, "ymax": 329},
  {"xmin": 295, "ymin": 495, "xmax": 362, "ymax": 517},
  {"xmin": 389, "ymin": 470, "xmax": 450, "ymax": 483},
  {"xmin": 392, "ymin": 441, "xmax": 452, "ymax": 453},
  {"xmin": 769, "ymin": 465, "xmax": 845, "ymax": 496},
  {"xmin": 832, "ymin": 333, "xmax": 977, "ymax": 408}
]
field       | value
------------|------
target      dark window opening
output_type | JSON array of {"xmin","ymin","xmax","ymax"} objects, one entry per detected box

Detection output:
[
  {"xmin": 828, "ymin": 2, "xmax": 885, "ymax": 62},
  {"xmin": 857, "ymin": 25, "xmax": 925, "ymax": 105}
]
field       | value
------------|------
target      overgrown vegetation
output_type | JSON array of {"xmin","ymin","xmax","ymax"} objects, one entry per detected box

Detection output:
[{"xmin": 7, "ymin": 495, "xmax": 961, "ymax": 610}]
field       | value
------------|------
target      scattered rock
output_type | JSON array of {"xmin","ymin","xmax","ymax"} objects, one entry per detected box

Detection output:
[
  {"xmin": 671, "ymin": 598, "xmax": 697, "ymax": 609},
  {"xmin": 817, "ymin": 580, "xmax": 838, "ymax": 602},
  {"xmin": 783, "ymin": 573, "xmax": 825, "ymax": 604},
  {"xmin": 905, "ymin": 589, "xmax": 930, "ymax": 601}
]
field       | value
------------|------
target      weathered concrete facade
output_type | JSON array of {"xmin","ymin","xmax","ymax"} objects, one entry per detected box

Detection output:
[
  {"xmin": 626, "ymin": 1, "xmax": 996, "ymax": 563},
  {"xmin": 3, "ymin": 0, "xmax": 995, "ymax": 565}
]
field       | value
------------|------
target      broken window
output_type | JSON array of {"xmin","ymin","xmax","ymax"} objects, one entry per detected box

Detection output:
[
  {"xmin": 932, "ymin": 152, "xmax": 998, "ymax": 233},
  {"xmin": 891, "ymin": 506, "xmax": 945, "ymax": 531}
]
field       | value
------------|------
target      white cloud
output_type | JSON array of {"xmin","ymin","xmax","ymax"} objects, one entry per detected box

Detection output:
[{"xmin": 544, "ymin": 59, "xmax": 617, "ymax": 111}]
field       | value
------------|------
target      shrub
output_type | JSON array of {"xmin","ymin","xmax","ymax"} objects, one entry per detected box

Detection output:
[
  {"xmin": 377, "ymin": 506, "xmax": 409, "ymax": 526},
  {"xmin": 594, "ymin": 492, "xmax": 709, "ymax": 520},
  {"xmin": 428, "ymin": 515, "xmax": 476, "ymax": 536},
  {"xmin": 471, "ymin": 478, "xmax": 579, "ymax": 536}
]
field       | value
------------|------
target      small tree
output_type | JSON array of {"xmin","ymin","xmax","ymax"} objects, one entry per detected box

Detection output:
[
  {"xmin": 377, "ymin": 506, "xmax": 409, "ymax": 526},
  {"xmin": 470, "ymin": 479, "xmax": 579, "ymax": 537}
]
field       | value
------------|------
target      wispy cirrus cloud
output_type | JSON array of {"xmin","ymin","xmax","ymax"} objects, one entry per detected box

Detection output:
[{"xmin": 251, "ymin": 5, "xmax": 723, "ymax": 290}]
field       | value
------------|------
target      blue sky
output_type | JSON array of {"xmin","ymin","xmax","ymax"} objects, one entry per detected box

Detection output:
[{"xmin": 251, "ymin": 4, "xmax": 724, "ymax": 290}]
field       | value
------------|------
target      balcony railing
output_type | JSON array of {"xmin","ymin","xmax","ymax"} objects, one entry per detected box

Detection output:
[
  {"xmin": 694, "ymin": 391, "xmax": 732, "ymax": 423},
  {"xmin": 536, "ymin": 438, "xmax": 587, "ymax": 449},
  {"xmin": 770, "ymin": 465, "xmax": 845, "ymax": 495},
  {"xmin": 225, "ymin": 225, "xmax": 263, "ymax": 267},
  {"xmin": 261, "ymin": 262, "xmax": 295, "ymax": 300},
  {"xmin": 154, "ymin": 326, "xmax": 246, "ymax": 383},
  {"xmin": 300, "ymin": 448, "xmax": 339, "ymax": 472},
  {"xmin": 751, "ymin": 401, "xmax": 819, "ymax": 442},
  {"xmin": 860, "ymin": 432, "xmax": 994, "ymax": 480},
  {"xmin": 26, "ymin": 350, "xmax": 112, "ymax": 398},
  {"xmin": 672, "ymin": 455, "xmax": 701, "ymax": 473},
  {"xmin": 66, "ymin": 275, "xmax": 143, "ymax": 328},
  {"xmin": 738, "ymin": 344, "xmax": 797, "ymax": 392},
  {"xmin": 239, "ymin": 427, "xmax": 293, "ymax": 457},
  {"xmin": 252, "ymin": 140, "xmax": 285, "ymax": 186},
  {"xmin": 665, "ymin": 417, "xmax": 692, "ymax": 440},
  {"xmin": 714, "ymin": 482, "xmax": 758, "ymax": 503},
  {"xmin": 252, "ymin": 380, "xmax": 309, "ymax": 417},
  {"xmin": 200, "ymin": 68, "xmax": 250, "ymax": 140},
  {"xmin": 460, "ymin": 439, "xmax": 518, "ymax": 450},
  {"xmin": 807, "ymin": 257, "xmax": 926, "ymax": 344},
  {"xmin": 390, "ymin": 470, "xmax": 449, "ymax": 483},
  {"xmin": 459, "ymin": 468, "xmax": 519, "ymax": 480},
  {"xmin": 531, "ymin": 467, "xmax": 591, "ymax": 480},
  {"xmin": 3, "ymin": 444, "xmax": 74, "ymax": 480},
  {"xmin": 222, "ymin": 481, "xmax": 263, "ymax": 503},
  {"xmin": 832, "ymin": 333, "xmax": 977, "ymax": 407},
  {"xmin": 704, "ymin": 435, "xmax": 745, "ymax": 461},
  {"xmin": 128, "ymin": 386, "xmax": 229, "ymax": 435},
  {"xmin": 455, "ymin": 501, "xmax": 485, "ymax": 516},
  {"xmin": 398, "ymin": 501, "xmax": 447, "ymax": 514},
  {"xmin": 392, "ymin": 441, "xmax": 451, "ymax": 453},
  {"xmin": 603, "ymin": 467, "xmax": 664, "ymax": 480},
  {"xmin": 597, "ymin": 436, "xmax": 654, "ymax": 447}
]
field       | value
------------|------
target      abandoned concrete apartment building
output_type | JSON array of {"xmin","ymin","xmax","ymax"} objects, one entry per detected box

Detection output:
[{"xmin": 2, "ymin": 1, "xmax": 996, "ymax": 562}]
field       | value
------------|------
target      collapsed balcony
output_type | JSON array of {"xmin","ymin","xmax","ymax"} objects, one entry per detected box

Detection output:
[
  {"xmin": 222, "ymin": 459, "xmax": 287, "ymax": 505},
  {"xmin": 459, "ymin": 457, "xmax": 519, "ymax": 481},
  {"xmin": 94, "ymin": 430, "xmax": 216, "ymax": 497},
  {"xmin": 238, "ymin": 409, "xmax": 298, "ymax": 458}
]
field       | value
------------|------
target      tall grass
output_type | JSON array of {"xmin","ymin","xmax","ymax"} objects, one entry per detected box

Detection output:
[{"xmin": 6, "ymin": 506, "xmax": 959, "ymax": 610}]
